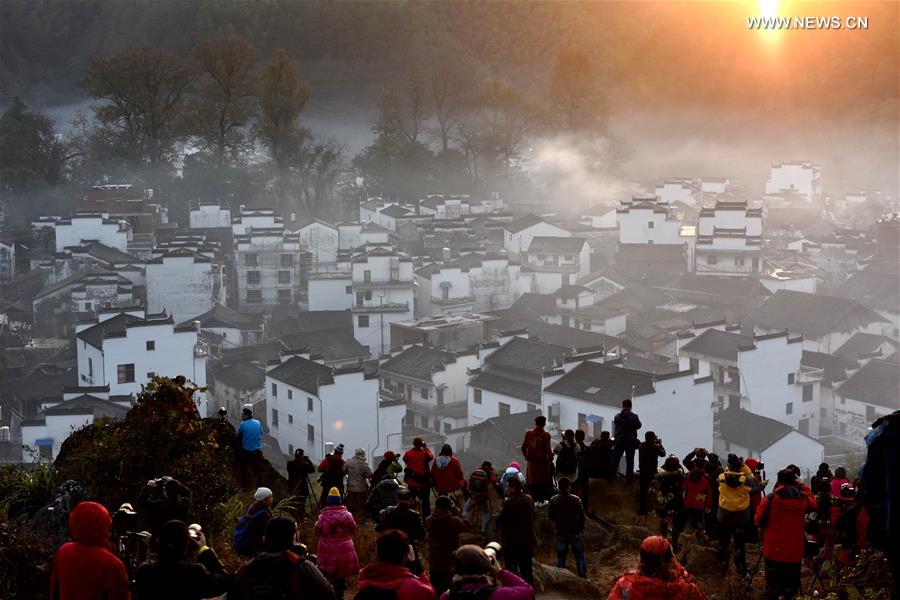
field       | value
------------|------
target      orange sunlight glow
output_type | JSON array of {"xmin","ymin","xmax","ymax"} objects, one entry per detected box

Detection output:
[{"xmin": 759, "ymin": 0, "xmax": 780, "ymax": 18}]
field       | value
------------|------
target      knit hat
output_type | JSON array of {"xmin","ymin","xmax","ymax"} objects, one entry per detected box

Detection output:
[
  {"xmin": 326, "ymin": 487, "xmax": 342, "ymax": 505},
  {"xmin": 254, "ymin": 487, "xmax": 273, "ymax": 501},
  {"xmin": 355, "ymin": 448, "xmax": 366, "ymax": 458},
  {"xmin": 334, "ymin": 444, "xmax": 344, "ymax": 455},
  {"xmin": 640, "ymin": 535, "xmax": 672, "ymax": 557},
  {"xmin": 383, "ymin": 450, "xmax": 396, "ymax": 460},
  {"xmin": 727, "ymin": 453, "xmax": 742, "ymax": 470},
  {"xmin": 745, "ymin": 457, "xmax": 760, "ymax": 471},
  {"xmin": 509, "ymin": 461, "xmax": 521, "ymax": 470}
]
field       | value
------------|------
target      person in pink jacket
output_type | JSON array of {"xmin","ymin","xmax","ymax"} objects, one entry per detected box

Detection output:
[
  {"xmin": 315, "ymin": 487, "xmax": 359, "ymax": 598},
  {"xmin": 440, "ymin": 544, "xmax": 534, "ymax": 600}
]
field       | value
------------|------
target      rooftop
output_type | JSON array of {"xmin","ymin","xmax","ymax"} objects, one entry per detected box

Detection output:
[
  {"xmin": 718, "ymin": 407, "xmax": 796, "ymax": 451},
  {"xmin": 505, "ymin": 214, "xmax": 550, "ymax": 233},
  {"xmin": 680, "ymin": 328, "xmax": 754, "ymax": 362},
  {"xmin": 744, "ymin": 290, "xmax": 887, "ymax": 338},
  {"xmin": 180, "ymin": 304, "xmax": 264, "ymax": 331},
  {"xmin": 267, "ymin": 355, "xmax": 335, "ymax": 395},
  {"xmin": 381, "ymin": 345, "xmax": 458, "ymax": 381},
  {"xmin": 835, "ymin": 359, "xmax": 900, "ymax": 410},
  {"xmin": 527, "ymin": 236, "xmax": 585, "ymax": 254},
  {"xmin": 543, "ymin": 361, "xmax": 657, "ymax": 406},
  {"xmin": 485, "ymin": 336, "xmax": 571, "ymax": 375},
  {"xmin": 834, "ymin": 333, "xmax": 898, "ymax": 361}
]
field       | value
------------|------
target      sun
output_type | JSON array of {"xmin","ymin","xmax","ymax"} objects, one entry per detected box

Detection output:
[{"xmin": 759, "ymin": 0, "xmax": 780, "ymax": 17}]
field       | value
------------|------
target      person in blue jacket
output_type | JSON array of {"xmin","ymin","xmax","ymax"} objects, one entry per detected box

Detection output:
[{"xmin": 236, "ymin": 404, "xmax": 263, "ymax": 488}]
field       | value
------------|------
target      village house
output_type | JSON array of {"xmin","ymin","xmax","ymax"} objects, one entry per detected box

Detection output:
[
  {"xmin": 145, "ymin": 250, "xmax": 214, "ymax": 324},
  {"xmin": 232, "ymin": 207, "xmax": 283, "ymax": 236},
  {"xmin": 31, "ymin": 270, "xmax": 139, "ymax": 337},
  {"xmin": 190, "ymin": 203, "xmax": 232, "ymax": 229},
  {"xmin": 380, "ymin": 345, "xmax": 480, "ymax": 437},
  {"xmin": 765, "ymin": 162, "xmax": 822, "ymax": 203},
  {"xmin": 544, "ymin": 285, "xmax": 628, "ymax": 335},
  {"xmin": 503, "ymin": 214, "xmax": 572, "ymax": 257},
  {"xmin": 75, "ymin": 308, "xmax": 208, "ymax": 414},
  {"xmin": 414, "ymin": 253, "xmax": 525, "ymax": 317},
  {"xmin": 522, "ymin": 236, "xmax": 590, "ymax": 294},
  {"xmin": 234, "ymin": 228, "xmax": 305, "ymax": 311},
  {"xmin": 180, "ymin": 304, "xmax": 264, "ymax": 348},
  {"xmin": 265, "ymin": 352, "xmax": 402, "ymax": 464},
  {"xmin": 77, "ymin": 185, "xmax": 167, "ymax": 235},
  {"xmin": 337, "ymin": 222, "xmax": 395, "ymax": 249},
  {"xmin": 833, "ymin": 359, "xmax": 899, "ymax": 451},
  {"xmin": 834, "ymin": 259, "xmax": 900, "ymax": 340},
  {"xmin": 654, "ymin": 179, "xmax": 697, "ymax": 207},
  {"xmin": 617, "ymin": 195, "xmax": 686, "ymax": 245},
  {"xmin": 289, "ymin": 217, "xmax": 339, "ymax": 265},
  {"xmin": 418, "ymin": 194, "xmax": 505, "ymax": 219},
  {"xmin": 53, "ymin": 214, "xmax": 132, "ymax": 253},
  {"xmin": 699, "ymin": 178, "xmax": 730, "ymax": 197},
  {"xmin": 0, "ymin": 235, "xmax": 15, "ymax": 282},
  {"xmin": 207, "ymin": 361, "xmax": 267, "ymax": 427},
  {"xmin": 694, "ymin": 201, "xmax": 763, "ymax": 277},
  {"xmin": 390, "ymin": 313, "xmax": 499, "ymax": 352},
  {"xmin": 350, "ymin": 246, "xmax": 415, "ymax": 357}
]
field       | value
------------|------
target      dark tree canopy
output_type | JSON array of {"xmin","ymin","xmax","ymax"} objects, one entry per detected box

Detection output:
[{"xmin": 0, "ymin": 98, "xmax": 67, "ymax": 193}]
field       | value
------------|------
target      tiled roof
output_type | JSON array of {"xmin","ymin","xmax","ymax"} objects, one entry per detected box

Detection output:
[
  {"xmin": 504, "ymin": 214, "xmax": 547, "ymax": 233},
  {"xmin": 267, "ymin": 355, "xmax": 334, "ymax": 395},
  {"xmin": 527, "ymin": 236, "xmax": 585, "ymax": 254},
  {"xmin": 485, "ymin": 336, "xmax": 571, "ymax": 375},
  {"xmin": 744, "ymin": 290, "xmax": 887, "ymax": 338},
  {"xmin": 381, "ymin": 345, "xmax": 457, "ymax": 381},
  {"xmin": 468, "ymin": 371, "xmax": 541, "ymax": 402},
  {"xmin": 718, "ymin": 407, "xmax": 794, "ymax": 451},
  {"xmin": 834, "ymin": 333, "xmax": 898, "ymax": 360},
  {"xmin": 211, "ymin": 361, "xmax": 265, "ymax": 391},
  {"xmin": 543, "ymin": 361, "xmax": 655, "ymax": 407},
  {"xmin": 835, "ymin": 359, "xmax": 900, "ymax": 410},
  {"xmin": 833, "ymin": 260, "xmax": 900, "ymax": 311},
  {"xmin": 180, "ymin": 304, "xmax": 263, "ymax": 331},
  {"xmin": 277, "ymin": 328, "xmax": 369, "ymax": 363},
  {"xmin": 680, "ymin": 329, "xmax": 754, "ymax": 362}
]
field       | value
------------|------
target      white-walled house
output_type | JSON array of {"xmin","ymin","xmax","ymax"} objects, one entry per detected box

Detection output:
[
  {"xmin": 145, "ymin": 251, "xmax": 213, "ymax": 324},
  {"xmin": 380, "ymin": 345, "xmax": 480, "ymax": 436},
  {"xmin": 503, "ymin": 215, "xmax": 572, "ymax": 257},
  {"xmin": 414, "ymin": 253, "xmax": 524, "ymax": 317},
  {"xmin": 617, "ymin": 196, "xmax": 684, "ymax": 245},
  {"xmin": 700, "ymin": 178, "xmax": 729, "ymax": 196},
  {"xmin": 351, "ymin": 247, "xmax": 415, "ymax": 357},
  {"xmin": 234, "ymin": 229, "xmax": 305, "ymax": 311},
  {"xmin": 338, "ymin": 222, "xmax": 395, "ymax": 250},
  {"xmin": 833, "ymin": 359, "xmax": 899, "ymax": 450},
  {"xmin": 76, "ymin": 309, "xmax": 208, "ymax": 414},
  {"xmin": 544, "ymin": 285, "xmax": 628, "ymax": 336},
  {"xmin": 55, "ymin": 215, "xmax": 131, "ymax": 252},
  {"xmin": 522, "ymin": 236, "xmax": 590, "ymax": 293},
  {"xmin": 655, "ymin": 180, "xmax": 697, "ymax": 207},
  {"xmin": 745, "ymin": 290, "xmax": 890, "ymax": 353},
  {"xmin": 190, "ymin": 203, "xmax": 232, "ymax": 229},
  {"xmin": 543, "ymin": 359, "xmax": 715, "ymax": 462},
  {"xmin": 232, "ymin": 207, "xmax": 282, "ymax": 236},
  {"xmin": 717, "ymin": 407, "xmax": 824, "ymax": 478},
  {"xmin": 695, "ymin": 201, "xmax": 764, "ymax": 277},
  {"xmin": 180, "ymin": 304, "xmax": 264, "ymax": 348},
  {"xmin": 765, "ymin": 162, "xmax": 822, "ymax": 203},
  {"xmin": 580, "ymin": 207, "xmax": 618, "ymax": 230},
  {"xmin": 0, "ymin": 235, "xmax": 15, "ymax": 281},
  {"xmin": 292, "ymin": 218, "xmax": 339, "ymax": 264},
  {"xmin": 265, "ymin": 352, "xmax": 403, "ymax": 464}
]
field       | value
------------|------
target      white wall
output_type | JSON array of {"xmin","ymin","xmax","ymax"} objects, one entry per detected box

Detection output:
[
  {"xmin": 22, "ymin": 413, "xmax": 92, "ymax": 463},
  {"xmin": 55, "ymin": 217, "xmax": 129, "ymax": 252},
  {"xmin": 739, "ymin": 337, "xmax": 808, "ymax": 432},
  {"xmin": 299, "ymin": 222, "xmax": 339, "ymax": 264},
  {"xmin": 766, "ymin": 164, "xmax": 821, "ymax": 200},
  {"xmin": 505, "ymin": 222, "xmax": 571, "ymax": 256},
  {"xmin": 655, "ymin": 182, "xmax": 696, "ymax": 207},
  {"xmin": 146, "ymin": 256, "xmax": 213, "ymax": 323},
  {"xmin": 190, "ymin": 205, "xmax": 232, "ymax": 229},
  {"xmin": 763, "ymin": 433, "xmax": 824, "ymax": 479},
  {"xmin": 761, "ymin": 276, "xmax": 818, "ymax": 294},
  {"xmin": 309, "ymin": 277, "xmax": 353, "ymax": 311},
  {"xmin": 618, "ymin": 207, "xmax": 683, "ymax": 245}
]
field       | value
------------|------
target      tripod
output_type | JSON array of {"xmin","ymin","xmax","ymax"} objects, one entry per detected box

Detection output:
[{"xmin": 744, "ymin": 547, "xmax": 765, "ymax": 593}]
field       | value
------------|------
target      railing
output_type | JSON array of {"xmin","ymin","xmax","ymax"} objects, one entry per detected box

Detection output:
[
  {"xmin": 351, "ymin": 301, "xmax": 410, "ymax": 312},
  {"xmin": 431, "ymin": 295, "xmax": 475, "ymax": 305},
  {"xmin": 796, "ymin": 365, "xmax": 825, "ymax": 383},
  {"xmin": 378, "ymin": 388, "xmax": 406, "ymax": 403}
]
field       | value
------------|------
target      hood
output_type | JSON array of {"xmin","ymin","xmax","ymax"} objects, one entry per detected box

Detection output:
[
  {"xmin": 435, "ymin": 456, "xmax": 452, "ymax": 470},
  {"xmin": 69, "ymin": 501, "xmax": 112, "ymax": 547},
  {"xmin": 358, "ymin": 563, "xmax": 416, "ymax": 591},
  {"xmin": 774, "ymin": 484, "xmax": 809, "ymax": 512}
]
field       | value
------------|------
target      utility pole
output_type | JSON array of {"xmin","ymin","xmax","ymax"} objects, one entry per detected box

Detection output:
[{"xmin": 379, "ymin": 296, "xmax": 384, "ymax": 358}]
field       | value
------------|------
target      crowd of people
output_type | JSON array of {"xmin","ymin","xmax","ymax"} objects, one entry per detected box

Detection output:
[{"xmin": 47, "ymin": 402, "xmax": 890, "ymax": 600}]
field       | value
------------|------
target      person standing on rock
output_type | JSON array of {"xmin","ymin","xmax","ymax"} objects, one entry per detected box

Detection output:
[
  {"xmin": 496, "ymin": 476, "xmax": 536, "ymax": 585},
  {"xmin": 548, "ymin": 477, "xmax": 587, "ymax": 578},
  {"xmin": 715, "ymin": 454, "xmax": 754, "ymax": 574},
  {"xmin": 521, "ymin": 414, "xmax": 553, "ymax": 504},
  {"xmin": 315, "ymin": 488, "xmax": 359, "ymax": 599},
  {"xmin": 431, "ymin": 444, "xmax": 466, "ymax": 501},
  {"xmin": 403, "ymin": 437, "xmax": 435, "ymax": 518},
  {"xmin": 236, "ymin": 405, "xmax": 263, "ymax": 489},
  {"xmin": 318, "ymin": 444, "xmax": 347, "ymax": 507},
  {"xmin": 554, "ymin": 429, "xmax": 580, "ymax": 485},
  {"xmin": 286, "ymin": 449, "xmax": 315, "ymax": 521},
  {"xmin": 638, "ymin": 432, "xmax": 665, "ymax": 515},
  {"xmin": 612, "ymin": 398, "xmax": 642, "ymax": 485},
  {"xmin": 345, "ymin": 448, "xmax": 373, "ymax": 517},
  {"xmin": 608, "ymin": 535, "xmax": 706, "ymax": 599}
]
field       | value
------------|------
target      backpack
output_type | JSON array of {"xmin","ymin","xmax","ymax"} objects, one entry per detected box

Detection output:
[
  {"xmin": 556, "ymin": 442, "xmax": 577, "ymax": 474},
  {"xmin": 468, "ymin": 469, "xmax": 488, "ymax": 498},
  {"xmin": 449, "ymin": 586, "xmax": 497, "ymax": 600},
  {"xmin": 233, "ymin": 509, "xmax": 268, "ymax": 556}
]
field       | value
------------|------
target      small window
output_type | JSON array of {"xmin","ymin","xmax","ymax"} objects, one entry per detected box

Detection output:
[
  {"xmin": 578, "ymin": 412, "xmax": 587, "ymax": 430},
  {"xmin": 271, "ymin": 383, "xmax": 278, "ymax": 396},
  {"xmin": 146, "ymin": 340, "xmax": 155, "ymax": 351},
  {"xmin": 474, "ymin": 389, "xmax": 482, "ymax": 405},
  {"xmin": 247, "ymin": 271, "xmax": 261, "ymax": 285},
  {"xmin": 88, "ymin": 358, "xmax": 93, "ymax": 377},
  {"xmin": 345, "ymin": 285, "xmax": 352, "ymax": 294},
  {"xmin": 288, "ymin": 414, "xmax": 293, "ymax": 424},
  {"xmin": 245, "ymin": 253, "xmax": 258, "ymax": 266},
  {"xmin": 307, "ymin": 397, "xmax": 314, "ymax": 412},
  {"xmin": 443, "ymin": 422, "xmax": 452, "ymax": 434},
  {"xmin": 278, "ymin": 270, "xmax": 291, "ymax": 284},
  {"xmin": 689, "ymin": 358, "xmax": 699, "ymax": 374},
  {"xmin": 787, "ymin": 372, "xmax": 795, "ymax": 384},
  {"xmin": 147, "ymin": 372, "xmax": 155, "ymax": 379},
  {"xmin": 707, "ymin": 256, "xmax": 718, "ymax": 265},
  {"xmin": 364, "ymin": 270, "xmax": 371, "ymax": 282},
  {"xmin": 648, "ymin": 222, "xmax": 655, "ymax": 229},
  {"xmin": 288, "ymin": 444, "xmax": 294, "ymax": 455},
  {"xmin": 866, "ymin": 405, "xmax": 876, "ymax": 422},
  {"xmin": 499, "ymin": 402, "xmax": 511, "ymax": 417},
  {"xmin": 365, "ymin": 290, "xmax": 372, "ymax": 301},
  {"xmin": 271, "ymin": 408, "xmax": 279, "ymax": 427},
  {"xmin": 85, "ymin": 302, "xmax": 92, "ymax": 311},
  {"xmin": 736, "ymin": 257, "xmax": 745, "ymax": 267},
  {"xmin": 358, "ymin": 315, "xmax": 369, "ymax": 328},
  {"xmin": 287, "ymin": 389, "xmax": 293, "ymax": 400},
  {"xmin": 278, "ymin": 289, "xmax": 292, "ymax": 304},
  {"xmin": 420, "ymin": 387, "xmax": 428, "ymax": 400},
  {"xmin": 280, "ymin": 254, "xmax": 294, "ymax": 267},
  {"xmin": 246, "ymin": 290, "xmax": 262, "ymax": 303},
  {"xmin": 786, "ymin": 402, "xmax": 793, "ymax": 415},
  {"xmin": 117, "ymin": 363, "xmax": 135, "ymax": 384},
  {"xmin": 802, "ymin": 385, "xmax": 813, "ymax": 402},
  {"xmin": 527, "ymin": 403, "xmax": 537, "ymax": 412}
]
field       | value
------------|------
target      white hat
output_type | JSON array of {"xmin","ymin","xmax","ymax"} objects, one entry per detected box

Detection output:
[
  {"xmin": 242, "ymin": 403, "xmax": 254, "ymax": 412},
  {"xmin": 254, "ymin": 487, "xmax": 273, "ymax": 501}
]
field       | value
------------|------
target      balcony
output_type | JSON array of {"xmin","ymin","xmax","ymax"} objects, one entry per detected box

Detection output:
[
  {"xmin": 378, "ymin": 387, "xmax": 406, "ymax": 403},
  {"xmin": 796, "ymin": 365, "xmax": 824, "ymax": 384},
  {"xmin": 523, "ymin": 261, "xmax": 580, "ymax": 274},
  {"xmin": 353, "ymin": 278, "xmax": 413, "ymax": 289},
  {"xmin": 352, "ymin": 301, "xmax": 410, "ymax": 313},
  {"xmin": 431, "ymin": 295, "xmax": 475, "ymax": 306},
  {"xmin": 408, "ymin": 400, "xmax": 468, "ymax": 420}
]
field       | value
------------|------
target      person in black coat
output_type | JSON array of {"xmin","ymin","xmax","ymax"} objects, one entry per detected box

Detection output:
[
  {"xmin": 611, "ymin": 399, "xmax": 642, "ymax": 484},
  {"xmin": 286, "ymin": 449, "xmax": 315, "ymax": 520},
  {"xmin": 638, "ymin": 432, "xmax": 666, "ymax": 514}
]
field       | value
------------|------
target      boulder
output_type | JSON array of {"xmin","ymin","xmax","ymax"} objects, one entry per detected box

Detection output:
[
  {"xmin": 532, "ymin": 562, "xmax": 602, "ymax": 598},
  {"xmin": 26, "ymin": 480, "xmax": 85, "ymax": 545}
]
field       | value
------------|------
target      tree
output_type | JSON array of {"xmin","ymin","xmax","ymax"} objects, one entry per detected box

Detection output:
[
  {"xmin": 78, "ymin": 45, "xmax": 193, "ymax": 170},
  {"xmin": 273, "ymin": 139, "xmax": 344, "ymax": 217},
  {"xmin": 0, "ymin": 98, "xmax": 67, "ymax": 193},
  {"xmin": 549, "ymin": 50, "xmax": 607, "ymax": 132},
  {"xmin": 430, "ymin": 60, "xmax": 470, "ymax": 152},
  {"xmin": 191, "ymin": 35, "xmax": 259, "ymax": 164},
  {"xmin": 375, "ymin": 75, "xmax": 429, "ymax": 146},
  {"xmin": 256, "ymin": 49, "xmax": 310, "ymax": 167}
]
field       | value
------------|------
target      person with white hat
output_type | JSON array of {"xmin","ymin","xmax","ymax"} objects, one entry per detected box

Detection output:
[{"xmin": 233, "ymin": 487, "xmax": 273, "ymax": 558}]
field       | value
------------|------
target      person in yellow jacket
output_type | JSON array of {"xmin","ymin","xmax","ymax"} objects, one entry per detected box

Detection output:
[{"xmin": 715, "ymin": 454, "xmax": 756, "ymax": 573}]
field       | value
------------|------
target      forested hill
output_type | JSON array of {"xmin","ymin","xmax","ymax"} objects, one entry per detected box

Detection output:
[{"xmin": 2, "ymin": 0, "xmax": 897, "ymax": 123}]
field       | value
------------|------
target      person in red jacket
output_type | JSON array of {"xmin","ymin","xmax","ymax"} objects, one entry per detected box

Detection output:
[
  {"xmin": 431, "ymin": 443, "xmax": 465, "ymax": 500},
  {"xmin": 677, "ymin": 458, "xmax": 713, "ymax": 543},
  {"xmin": 50, "ymin": 501, "xmax": 131, "ymax": 600},
  {"xmin": 754, "ymin": 469, "xmax": 816, "ymax": 600},
  {"xmin": 608, "ymin": 535, "xmax": 706, "ymax": 600},
  {"xmin": 403, "ymin": 437, "xmax": 435, "ymax": 517},
  {"xmin": 355, "ymin": 529, "xmax": 436, "ymax": 600}
]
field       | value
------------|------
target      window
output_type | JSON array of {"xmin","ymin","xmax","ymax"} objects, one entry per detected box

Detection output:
[
  {"xmin": 85, "ymin": 302, "xmax": 92, "ymax": 311},
  {"xmin": 246, "ymin": 290, "xmax": 262, "ymax": 304},
  {"xmin": 474, "ymin": 389, "xmax": 482, "ymax": 405},
  {"xmin": 146, "ymin": 340, "xmax": 155, "ymax": 351},
  {"xmin": 365, "ymin": 290, "xmax": 372, "ymax": 301},
  {"xmin": 648, "ymin": 222, "xmax": 655, "ymax": 229},
  {"xmin": 247, "ymin": 271, "xmax": 261, "ymax": 285},
  {"xmin": 820, "ymin": 408, "xmax": 827, "ymax": 418},
  {"xmin": 281, "ymin": 254, "xmax": 294, "ymax": 267},
  {"xmin": 499, "ymin": 402, "xmax": 511, "ymax": 417},
  {"xmin": 578, "ymin": 412, "xmax": 587, "ymax": 430},
  {"xmin": 561, "ymin": 297, "xmax": 568, "ymax": 305},
  {"xmin": 345, "ymin": 285, "xmax": 352, "ymax": 294},
  {"xmin": 707, "ymin": 256, "xmax": 718, "ymax": 265},
  {"xmin": 866, "ymin": 405, "xmax": 876, "ymax": 421},
  {"xmin": 88, "ymin": 358, "xmax": 93, "ymax": 377},
  {"xmin": 245, "ymin": 253, "xmax": 258, "ymax": 266},
  {"xmin": 271, "ymin": 408, "xmax": 279, "ymax": 427},
  {"xmin": 147, "ymin": 372, "xmax": 155, "ymax": 379},
  {"xmin": 802, "ymin": 385, "xmax": 813, "ymax": 402},
  {"xmin": 787, "ymin": 372, "xmax": 795, "ymax": 384},
  {"xmin": 288, "ymin": 444, "xmax": 294, "ymax": 455},
  {"xmin": 288, "ymin": 414, "xmax": 293, "ymax": 424},
  {"xmin": 278, "ymin": 271, "xmax": 291, "ymax": 284},
  {"xmin": 364, "ymin": 270, "xmax": 371, "ymax": 282},
  {"xmin": 358, "ymin": 315, "xmax": 369, "ymax": 328},
  {"xmin": 436, "ymin": 388, "xmax": 444, "ymax": 406},
  {"xmin": 307, "ymin": 425, "xmax": 315, "ymax": 443},
  {"xmin": 689, "ymin": 358, "xmax": 699, "ymax": 374},
  {"xmin": 308, "ymin": 397, "xmax": 314, "ymax": 411},
  {"xmin": 287, "ymin": 389, "xmax": 293, "ymax": 400},
  {"xmin": 444, "ymin": 422, "xmax": 452, "ymax": 434},
  {"xmin": 736, "ymin": 257, "xmax": 745, "ymax": 267},
  {"xmin": 582, "ymin": 320, "xmax": 591, "ymax": 330},
  {"xmin": 117, "ymin": 363, "xmax": 135, "ymax": 384},
  {"xmin": 420, "ymin": 387, "xmax": 428, "ymax": 400},
  {"xmin": 278, "ymin": 289, "xmax": 292, "ymax": 304},
  {"xmin": 271, "ymin": 383, "xmax": 278, "ymax": 396},
  {"xmin": 786, "ymin": 402, "xmax": 793, "ymax": 415},
  {"xmin": 527, "ymin": 403, "xmax": 537, "ymax": 412}
]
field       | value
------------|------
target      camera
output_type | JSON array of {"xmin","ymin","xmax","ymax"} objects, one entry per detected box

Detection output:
[
  {"xmin": 217, "ymin": 407, "xmax": 227, "ymax": 422},
  {"xmin": 484, "ymin": 542, "xmax": 502, "ymax": 568}
]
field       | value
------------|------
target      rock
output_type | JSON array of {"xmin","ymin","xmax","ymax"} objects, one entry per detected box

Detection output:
[
  {"xmin": 532, "ymin": 562, "xmax": 602, "ymax": 598},
  {"xmin": 679, "ymin": 542, "xmax": 721, "ymax": 577},
  {"xmin": 26, "ymin": 480, "xmax": 85, "ymax": 545}
]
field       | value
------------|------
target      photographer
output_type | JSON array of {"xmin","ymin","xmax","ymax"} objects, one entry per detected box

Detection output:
[
  {"xmin": 403, "ymin": 437, "xmax": 435, "ymax": 518},
  {"xmin": 355, "ymin": 529, "xmax": 436, "ymax": 600},
  {"xmin": 496, "ymin": 476, "xmax": 536, "ymax": 585},
  {"xmin": 367, "ymin": 471, "xmax": 405, "ymax": 522},
  {"xmin": 439, "ymin": 544, "xmax": 534, "ymax": 600},
  {"xmin": 372, "ymin": 450, "xmax": 403, "ymax": 485},
  {"xmin": 136, "ymin": 476, "xmax": 192, "ymax": 535},
  {"xmin": 609, "ymin": 536, "xmax": 705, "ymax": 600},
  {"xmin": 638, "ymin": 432, "xmax": 665, "ymax": 515},
  {"xmin": 286, "ymin": 448, "xmax": 315, "ymax": 520},
  {"xmin": 133, "ymin": 520, "xmax": 232, "ymax": 600},
  {"xmin": 318, "ymin": 444, "xmax": 348, "ymax": 507}
]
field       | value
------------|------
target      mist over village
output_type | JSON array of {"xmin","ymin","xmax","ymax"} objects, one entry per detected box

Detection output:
[{"xmin": 0, "ymin": 2, "xmax": 897, "ymax": 599}]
